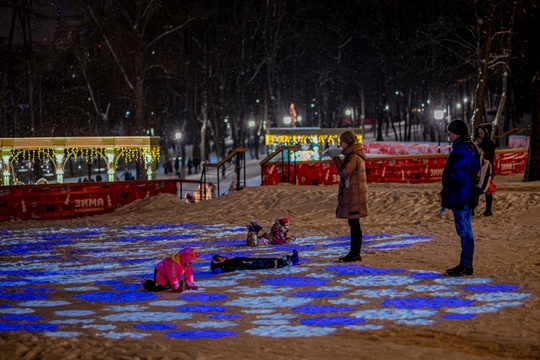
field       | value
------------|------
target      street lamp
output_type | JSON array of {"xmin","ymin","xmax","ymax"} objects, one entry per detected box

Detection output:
[{"xmin": 434, "ymin": 110, "xmax": 445, "ymax": 152}]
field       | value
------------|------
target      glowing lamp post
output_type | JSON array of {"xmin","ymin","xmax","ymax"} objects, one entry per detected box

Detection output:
[{"xmin": 434, "ymin": 110, "xmax": 445, "ymax": 152}]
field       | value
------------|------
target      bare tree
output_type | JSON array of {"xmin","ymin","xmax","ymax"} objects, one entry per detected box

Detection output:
[{"xmin": 87, "ymin": 1, "xmax": 196, "ymax": 134}]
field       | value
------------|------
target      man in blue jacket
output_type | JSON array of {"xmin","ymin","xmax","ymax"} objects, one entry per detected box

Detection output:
[{"xmin": 441, "ymin": 119, "xmax": 479, "ymax": 276}]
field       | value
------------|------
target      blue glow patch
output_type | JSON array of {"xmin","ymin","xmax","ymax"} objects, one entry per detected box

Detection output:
[
  {"xmin": 396, "ymin": 319, "xmax": 436, "ymax": 325},
  {"xmin": 100, "ymin": 331, "xmax": 149, "ymax": 339},
  {"xmin": 0, "ymin": 293, "xmax": 48, "ymax": 301},
  {"xmin": 290, "ymin": 291, "xmax": 342, "ymax": 298},
  {"xmin": 64, "ymin": 287, "xmax": 100, "ymax": 291},
  {"xmin": 258, "ymin": 314, "xmax": 297, "ymax": 319},
  {"xmin": 329, "ymin": 298, "xmax": 368, "ymax": 306},
  {"xmin": 101, "ymin": 312, "xmax": 192, "ymax": 322},
  {"xmin": 370, "ymin": 244, "xmax": 412, "ymax": 250},
  {"xmin": 197, "ymin": 280, "xmax": 238, "ymax": 287},
  {"xmin": 383, "ymin": 297, "xmax": 474, "ymax": 309},
  {"xmin": 352, "ymin": 309, "xmax": 437, "ymax": 320},
  {"xmin": 133, "ymin": 323, "xmax": 177, "ymax": 331},
  {"xmin": 50, "ymin": 319, "xmax": 94, "ymax": 324},
  {"xmin": 18, "ymin": 300, "xmax": 71, "ymax": 307},
  {"xmin": 466, "ymin": 292, "xmax": 531, "ymax": 302},
  {"xmin": 351, "ymin": 289, "xmax": 412, "ymax": 298},
  {"xmin": 0, "ymin": 280, "xmax": 32, "ymax": 287},
  {"xmin": 54, "ymin": 310, "xmax": 94, "ymax": 317},
  {"xmin": 179, "ymin": 293, "xmax": 227, "ymax": 302},
  {"xmin": 340, "ymin": 276, "xmax": 418, "ymax": 287},
  {"xmin": 188, "ymin": 320, "xmax": 238, "ymax": 328},
  {"xmin": 247, "ymin": 325, "xmax": 336, "ymax": 338},
  {"xmin": 326, "ymin": 265, "xmax": 407, "ymax": 276},
  {"xmin": 82, "ymin": 324, "xmax": 116, "ymax": 330},
  {"xmin": 73, "ymin": 291, "xmax": 158, "ymax": 303},
  {"xmin": 410, "ymin": 273, "xmax": 441, "ymax": 279},
  {"xmin": 0, "ymin": 308, "xmax": 34, "ymax": 314},
  {"xmin": 148, "ymin": 300, "xmax": 187, "ymax": 307},
  {"xmin": 443, "ymin": 314, "xmax": 475, "ymax": 320},
  {"xmin": 208, "ymin": 314, "xmax": 242, "ymax": 320},
  {"xmin": 109, "ymin": 284, "xmax": 141, "ymax": 291},
  {"xmin": 437, "ymin": 291, "xmax": 462, "ymax": 297},
  {"xmin": 95, "ymin": 280, "xmax": 124, "ymax": 285},
  {"xmin": 1, "ymin": 314, "xmax": 43, "ymax": 322},
  {"xmin": 435, "ymin": 277, "xmax": 492, "ymax": 286},
  {"xmin": 291, "ymin": 305, "xmax": 353, "ymax": 314},
  {"xmin": 463, "ymin": 284, "xmax": 520, "ymax": 293},
  {"xmin": 225, "ymin": 286, "xmax": 293, "ymax": 294},
  {"xmin": 300, "ymin": 316, "xmax": 365, "ymax": 326},
  {"xmin": 226, "ymin": 296, "xmax": 311, "ymax": 309},
  {"xmin": 407, "ymin": 285, "xmax": 454, "ymax": 292},
  {"xmin": 345, "ymin": 324, "xmax": 385, "ymax": 331},
  {"xmin": 175, "ymin": 305, "xmax": 228, "ymax": 313},
  {"xmin": 102, "ymin": 305, "xmax": 149, "ymax": 312},
  {"xmin": 0, "ymin": 322, "xmax": 58, "ymax": 332},
  {"xmin": 260, "ymin": 276, "xmax": 330, "ymax": 287},
  {"xmin": 242, "ymin": 309, "xmax": 275, "ymax": 314},
  {"xmin": 42, "ymin": 331, "xmax": 81, "ymax": 338},
  {"xmin": 251, "ymin": 319, "xmax": 290, "ymax": 325},
  {"xmin": 166, "ymin": 330, "xmax": 237, "ymax": 339}
]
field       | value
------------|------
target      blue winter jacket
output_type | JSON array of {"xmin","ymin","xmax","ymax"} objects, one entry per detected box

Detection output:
[{"xmin": 440, "ymin": 137, "xmax": 479, "ymax": 210}]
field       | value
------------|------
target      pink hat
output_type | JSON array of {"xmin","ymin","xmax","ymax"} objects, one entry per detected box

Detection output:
[{"xmin": 179, "ymin": 248, "xmax": 198, "ymax": 264}]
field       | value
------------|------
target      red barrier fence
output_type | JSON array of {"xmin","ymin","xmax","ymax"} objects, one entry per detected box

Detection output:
[
  {"xmin": 261, "ymin": 149, "xmax": 528, "ymax": 186},
  {"xmin": 0, "ymin": 180, "xmax": 180, "ymax": 222}
]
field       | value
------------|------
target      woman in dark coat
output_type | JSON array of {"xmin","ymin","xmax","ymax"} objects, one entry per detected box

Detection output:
[
  {"xmin": 474, "ymin": 124, "xmax": 496, "ymax": 216},
  {"xmin": 330, "ymin": 130, "xmax": 368, "ymax": 262}
]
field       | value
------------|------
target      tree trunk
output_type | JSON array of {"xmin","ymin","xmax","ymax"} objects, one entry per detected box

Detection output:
[
  {"xmin": 524, "ymin": 72, "xmax": 540, "ymax": 181},
  {"xmin": 472, "ymin": 1, "xmax": 495, "ymax": 129},
  {"xmin": 200, "ymin": 91, "xmax": 208, "ymax": 164},
  {"xmin": 492, "ymin": 0, "xmax": 518, "ymax": 140}
]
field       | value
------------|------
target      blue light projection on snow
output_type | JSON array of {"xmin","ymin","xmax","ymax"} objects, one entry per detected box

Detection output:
[
  {"xmin": 166, "ymin": 330, "xmax": 237, "ymax": 339},
  {"xmin": 0, "ymin": 224, "xmax": 532, "ymax": 339}
]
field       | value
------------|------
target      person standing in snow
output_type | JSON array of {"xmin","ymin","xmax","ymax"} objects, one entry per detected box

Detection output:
[
  {"xmin": 330, "ymin": 130, "xmax": 368, "ymax": 263},
  {"xmin": 474, "ymin": 123, "xmax": 496, "ymax": 216},
  {"xmin": 441, "ymin": 120, "xmax": 479, "ymax": 276}
]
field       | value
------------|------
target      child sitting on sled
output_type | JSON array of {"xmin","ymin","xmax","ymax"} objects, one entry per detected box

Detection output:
[
  {"xmin": 210, "ymin": 250, "xmax": 300, "ymax": 274},
  {"xmin": 246, "ymin": 218, "xmax": 296, "ymax": 247},
  {"xmin": 142, "ymin": 247, "xmax": 199, "ymax": 292}
]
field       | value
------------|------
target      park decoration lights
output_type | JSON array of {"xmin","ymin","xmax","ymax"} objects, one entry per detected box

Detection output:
[
  {"xmin": 0, "ymin": 136, "xmax": 160, "ymax": 186},
  {"xmin": 265, "ymin": 128, "xmax": 363, "ymax": 161}
]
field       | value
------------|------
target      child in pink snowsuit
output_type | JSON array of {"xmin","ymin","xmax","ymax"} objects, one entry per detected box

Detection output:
[
  {"xmin": 246, "ymin": 218, "xmax": 296, "ymax": 247},
  {"xmin": 143, "ymin": 248, "xmax": 199, "ymax": 292}
]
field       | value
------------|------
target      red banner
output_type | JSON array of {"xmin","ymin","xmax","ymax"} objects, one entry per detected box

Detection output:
[
  {"xmin": 262, "ymin": 150, "xmax": 528, "ymax": 186},
  {"xmin": 0, "ymin": 180, "xmax": 179, "ymax": 222}
]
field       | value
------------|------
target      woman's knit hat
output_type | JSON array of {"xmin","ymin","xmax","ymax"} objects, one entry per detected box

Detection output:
[
  {"xmin": 447, "ymin": 120, "xmax": 469, "ymax": 136},
  {"xmin": 340, "ymin": 130, "xmax": 357, "ymax": 146}
]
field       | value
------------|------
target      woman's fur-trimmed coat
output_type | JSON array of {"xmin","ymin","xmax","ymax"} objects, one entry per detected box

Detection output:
[{"xmin": 331, "ymin": 143, "xmax": 369, "ymax": 219}]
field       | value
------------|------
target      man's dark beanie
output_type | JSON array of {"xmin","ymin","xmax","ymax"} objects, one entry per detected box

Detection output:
[
  {"xmin": 447, "ymin": 120, "xmax": 469, "ymax": 136},
  {"xmin": 340, "ymin": 130, "xmax": 357, "ymax": 146}
]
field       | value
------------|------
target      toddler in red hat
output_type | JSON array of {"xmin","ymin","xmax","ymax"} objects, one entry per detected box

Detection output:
[{"xmin": 142, "ymin": 247, "xmax": 199, "ymax": 292}]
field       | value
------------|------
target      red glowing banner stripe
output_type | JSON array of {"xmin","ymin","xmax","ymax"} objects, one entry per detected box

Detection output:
[
  {"xmin": 0, "ymin": 180, "xmax": 178, "ymax": 222},
  {"xmin": 261, "ymin": 152, "xmax": 528, "ymax": 186}
]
